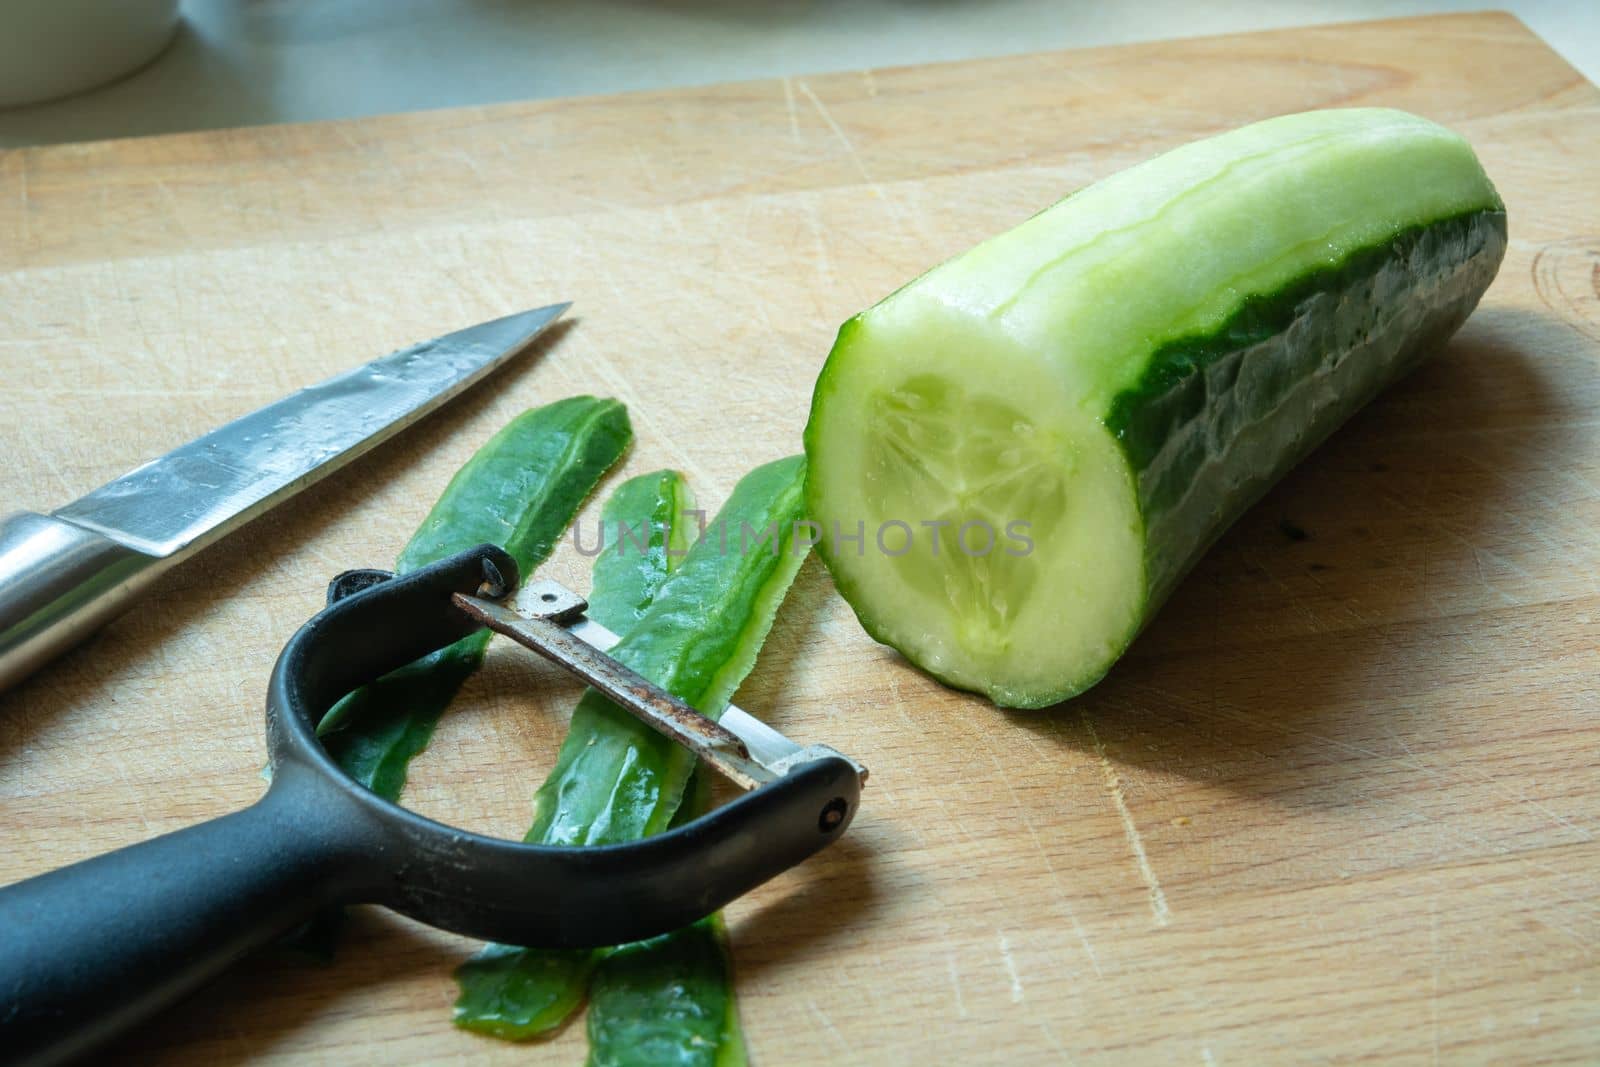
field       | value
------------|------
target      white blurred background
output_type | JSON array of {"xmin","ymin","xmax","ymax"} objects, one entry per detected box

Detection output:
[{"xmin": 1, "ymin": 0, "xmax": 1596, "ymax": 147}]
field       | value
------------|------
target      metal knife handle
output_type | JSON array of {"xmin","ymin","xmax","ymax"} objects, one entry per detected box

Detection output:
[{"xmin": 0, "ymin": 511, "xmax": 164, "ymax": 692}]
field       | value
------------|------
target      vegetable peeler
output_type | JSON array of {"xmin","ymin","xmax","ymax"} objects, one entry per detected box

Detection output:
[{"xmin": 0, "ymin": 544, "xmax": 865, "ymax": 1067}]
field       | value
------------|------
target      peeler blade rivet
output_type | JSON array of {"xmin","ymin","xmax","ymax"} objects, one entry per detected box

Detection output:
[
  {"xmin": 540, "ymin": 592, "xmax": 558, "ymax": 603},
  {"xmin": 479, "ymin": 557, "xmax": 507, "ymax": 598},
  {"xmin": 818, "ymin": 797, "xmax": 849, "ymax": 833}
]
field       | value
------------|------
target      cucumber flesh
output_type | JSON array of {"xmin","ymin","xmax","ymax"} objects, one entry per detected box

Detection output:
[{"xmin": 805, "ymin": 108, "xmax": 1506, "ymax": 708}]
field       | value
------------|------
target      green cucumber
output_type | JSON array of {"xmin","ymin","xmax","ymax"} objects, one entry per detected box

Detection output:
[
  {"xmin": 319, "ymin": 395, "xmax": 632, "ymax": 796},
  {"xmin": 454, "ymin": 468, "xmax": 699, "ymax": 1040},
  {"xmin": 804, "ymin": 107, "xmax": 1506, "ymax": 708},
  {"xmin": 447, "ymin": 940, "xmax": 595, "ymax": 1039}
]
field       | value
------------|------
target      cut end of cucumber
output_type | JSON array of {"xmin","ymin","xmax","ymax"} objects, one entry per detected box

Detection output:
[{"xmin": 806, "ymin": 307, "xmax": 1145, "ymax": 707}]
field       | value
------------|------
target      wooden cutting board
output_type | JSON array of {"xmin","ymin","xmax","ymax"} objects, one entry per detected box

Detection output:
[{"xmin": 2, "ymin": 11, "xmax": 1597, "ymax": 1064}]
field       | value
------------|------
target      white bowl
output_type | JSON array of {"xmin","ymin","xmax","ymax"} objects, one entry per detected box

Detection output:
[{"xmin": 0, "ymin": 0, "xmax": 180, "ymax": 109}]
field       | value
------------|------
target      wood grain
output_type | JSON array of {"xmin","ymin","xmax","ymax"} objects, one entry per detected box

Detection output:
[{"xmin": 2, "ymin": 11, "xmax": 1598, "ymax": 1064}]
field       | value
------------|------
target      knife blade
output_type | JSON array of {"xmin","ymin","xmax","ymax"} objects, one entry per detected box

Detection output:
[{"xmin": 0, "ymin": 303, "xmax": 570, "ymax": 692}]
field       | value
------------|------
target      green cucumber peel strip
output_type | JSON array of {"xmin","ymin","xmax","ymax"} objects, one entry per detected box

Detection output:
[
  {"xmin": 454, "ymin": 456, "xmax": 809, "ymax": 1043},
  {"xmin": 586, "ymin": 468, "xmax": 700, "ymax": 634},
  {"xmin": 584, "ymin": 916, "xmax": 747, "ymax": 1067},
  {"xmin": 531, "ymin": 454, "xmax": 810, "ymax": 846},
  {"xmin": 317, "ymin": 395, "xmax": 632, "ymax": 796},
  {"xmin": 452, "ymin": 467, "xmax": 700, "ymax": 1040},
  {"xmin": 279, "ymin": 397, "xmax": 628, "ymax": 958},
  {"xmin": 585, "ymin": 770, "xmax": 747, "ymax": 1067}
]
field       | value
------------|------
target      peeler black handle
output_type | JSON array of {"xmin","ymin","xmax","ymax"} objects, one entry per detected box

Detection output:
[
  {"xmin": 0, "ymin": 772, "xmax": 358, "ymax": 1067},
  {"xmin": 0, "ymin": 545, "xmax": 865, "ymax": 1065},
  {"xmin": 0, "ymin": 547, "xmax": 505, "ymax": 1067}
]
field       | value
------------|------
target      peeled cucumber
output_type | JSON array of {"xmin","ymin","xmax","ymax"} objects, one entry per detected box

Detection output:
[{"xmin": 804, "ymin": 108, "xmax": 1506, "ymax": 708}]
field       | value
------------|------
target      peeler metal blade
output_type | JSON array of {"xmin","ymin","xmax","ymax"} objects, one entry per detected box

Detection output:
[{"xmin": 453, "ymin": 580, "xmax": 867, "ymax": 793}]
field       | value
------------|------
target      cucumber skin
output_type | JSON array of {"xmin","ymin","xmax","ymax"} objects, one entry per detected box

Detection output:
[
  {"xmin": 583, "ymin": 772, "xmax": 747, "ymax": 1067},
  {"xmin": 584, "ymin": 919, "xmax": 746, "ymax": 1067},
  {"xmin": 587, "ymin": 469, "xmax": 698, "ymax": 634},
  {"xmin": 396, "ymin": 396, "xmax": 633, "ymax": 577},
  {"xmin": 453, "ymin": 470, "xmax": 697, "ymax": 1043},
  {"xmin": 1120, "ymin": 208, "xmax": 1508, "ymax": 615},
  {"xmin": 813, "ymin": 212, "xmax": 1507, "ymax": 707},
  {"xmin": 528, "ymin": 456, "xmax": 810, "ymax": 847},
  {"xmin": 320, "ymin": 395, "xmax": 633, "ymax": 796},
  {"xmin": 455, "ymin": 461, "xmax": 806, "ymax": 1046}
]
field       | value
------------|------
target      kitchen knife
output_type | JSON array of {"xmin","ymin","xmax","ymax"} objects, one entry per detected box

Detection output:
[{"xmin": 0, "ymin": 303, "xmax": 570, "ymax": 693}]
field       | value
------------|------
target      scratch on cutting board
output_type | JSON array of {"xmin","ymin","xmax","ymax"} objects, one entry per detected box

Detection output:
[
  {"xmin": 1039, "ymin": 1022, "xmax": 1074, "ymax": 1061},
  {"xmin": 997, "ymin": 933, "xmax": 1026, "ymax": 1003},
  {"xmin": 1459, "ymin": 445, "xmax": 1587, "ymax": 590},
  {"xmin": 293, "ymin": 539, "xmax": 343, "ymax": 576},
  {"xmin": 1431, "ymin": 905, "xmax": 1441, "ymax": 1066},
  {"xmin": 978, "ymin": 725, "xmax": 1105, "ymax": 976},
  {"xmin": 790, "ymin": 86, "xmax": 933, "ymax": 252},
  {"xmin": 1081, "ymin": 711, "xmax": 1172, "ymax": 927},
  {"xmin": 946, "ymin": 954, "xmax": 969, "ymax": 1018},
  {"xmin": 781, "ymin": 76, "xmax": 802, "ymax": 144},
  {"xmin": 1385, "ymin": 724, "xmax": 1592, "ymax": 844},
  {"xmin": 796, "ymin": 79, "xmax": 884, "ymax": 200},
  {"xmin": 806, "ymin": 998, "xmax": 850, "ymax": 1054},
  {"xmin": 803, "ymin": 197, "xmax": 835, "ymax": 283},
  {"xmin": 24, "ymin": 438, "xmax": 76, "ymax": 499},
  {"xmin": 589, "ymin": 252, "xmax": 630, "ymax": 302},
  {"xmin": 1154, "ymin": 681, "xmax": 1600, "ymax": 943}
]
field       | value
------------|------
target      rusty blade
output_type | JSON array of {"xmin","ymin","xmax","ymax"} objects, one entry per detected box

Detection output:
[{"xmin": 453, "ymin": 590, "xmax": 777, "ymax": 791}]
